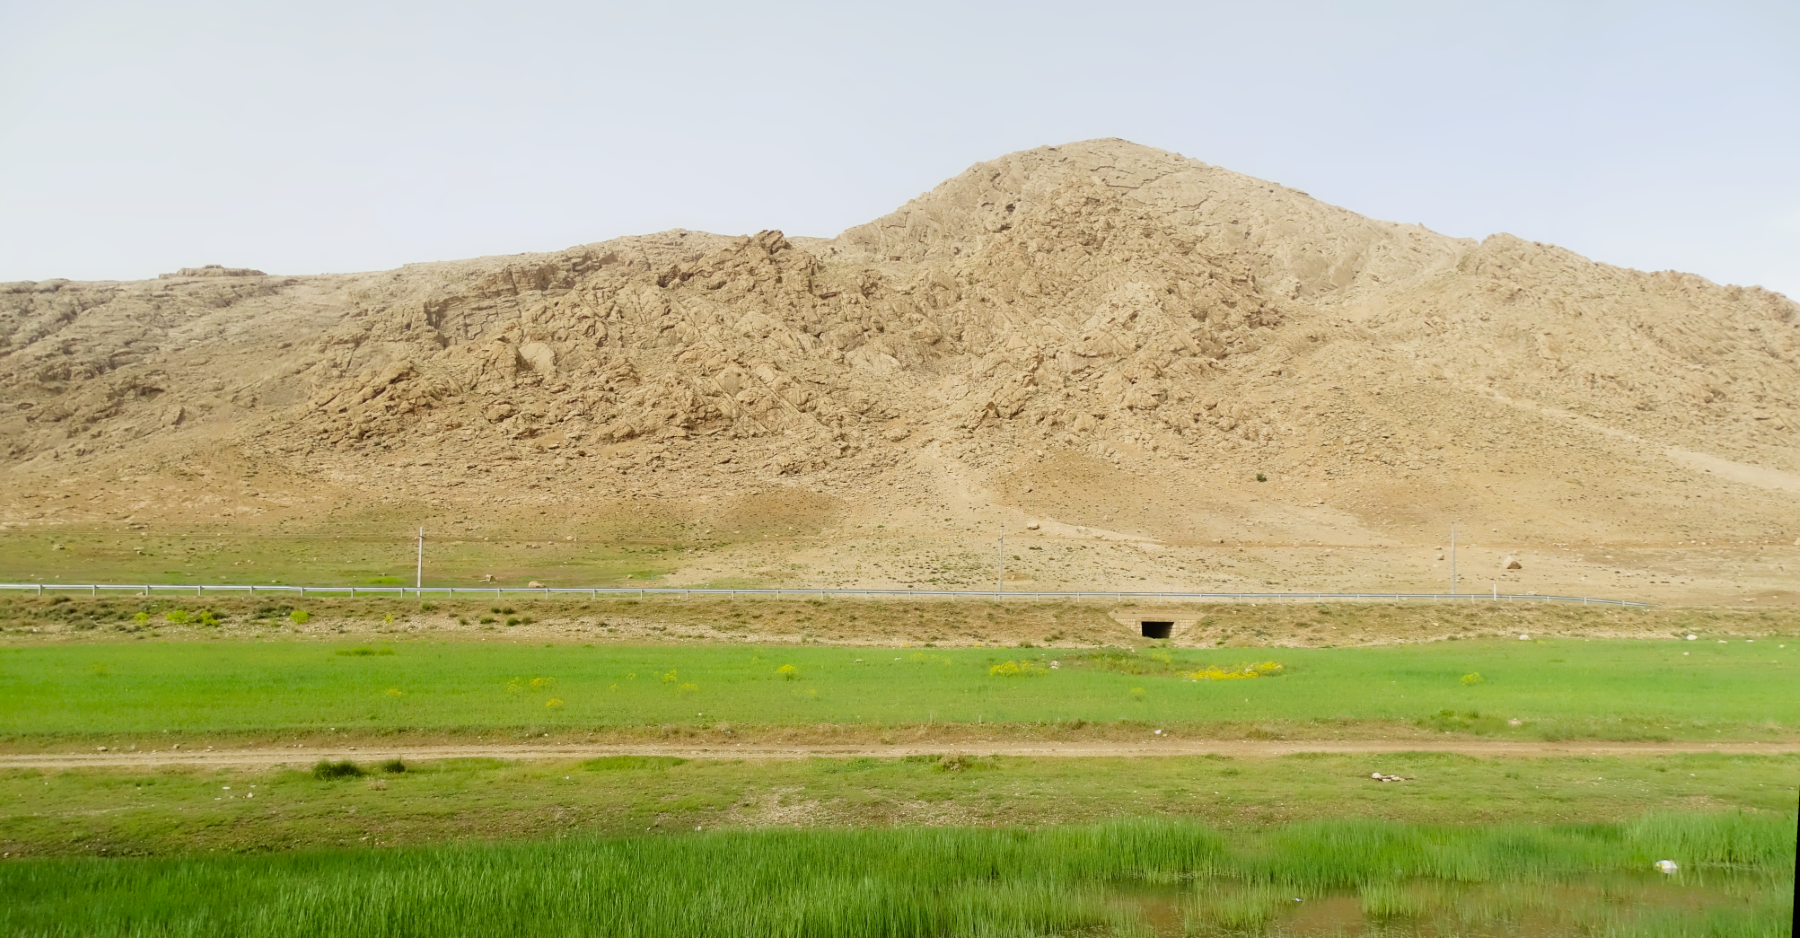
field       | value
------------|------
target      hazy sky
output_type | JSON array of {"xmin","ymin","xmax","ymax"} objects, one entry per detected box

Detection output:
[{"xmin": 3, "ymin": 1, "xmax": 1796, "ymax": 298}]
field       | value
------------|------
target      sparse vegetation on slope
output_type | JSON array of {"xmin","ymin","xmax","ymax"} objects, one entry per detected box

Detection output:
[{"xmin": 1, "ymin": 140, "xmax": 1794, "ymax": 603}]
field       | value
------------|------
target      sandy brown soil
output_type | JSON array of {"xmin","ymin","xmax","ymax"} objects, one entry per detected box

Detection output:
[
  {"xmin": 5, "ymin": 594, "xmax": 1794, "ymax": 649},
  {"xmin": 2, "ymin": 140, "xmax": 1794, "ymax": 605}
]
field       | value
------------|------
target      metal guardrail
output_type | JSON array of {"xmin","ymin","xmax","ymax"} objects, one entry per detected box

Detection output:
[{"xmin": 0, "ymin": 583, "xmax": 1654, "ymax": 607}]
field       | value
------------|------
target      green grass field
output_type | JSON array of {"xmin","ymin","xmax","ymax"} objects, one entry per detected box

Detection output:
[
  {"xmin": 3, "ymin": 815, "xmax": 1792, "ymax": 937},
  {"xmin": 3, "ymin": 637, "xmax": 1795, "ymax": 742},
  {"xmin": 6, "ymin": 607, "xmax": 1795, "ymax": 937}
]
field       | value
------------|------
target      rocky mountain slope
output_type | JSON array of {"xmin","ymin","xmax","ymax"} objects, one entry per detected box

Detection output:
[{"xmin": 3, "ymin": 140, "xmax": 1796, "ymax": 602}]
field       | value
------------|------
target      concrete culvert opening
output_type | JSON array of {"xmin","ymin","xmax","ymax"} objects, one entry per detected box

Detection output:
[{"xmin": 1140, "ymin": 621, "xmax": 1173, "ymax": 639}]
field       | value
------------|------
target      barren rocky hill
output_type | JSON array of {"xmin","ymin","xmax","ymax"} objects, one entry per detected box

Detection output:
[{"xmin": 3, "ymin": 140, "xmax": 1797, "ymax": 603}]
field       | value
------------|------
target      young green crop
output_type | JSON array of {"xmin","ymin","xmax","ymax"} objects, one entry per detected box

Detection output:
[{"xmin": 0, "ymin": 639, "xmax": 1794, "ymax": 740}]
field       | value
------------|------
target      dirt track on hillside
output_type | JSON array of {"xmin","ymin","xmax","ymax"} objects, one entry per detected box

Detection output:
[{"xmin": 7, "ymin": 739, "xmax": 1798, "ymax": 770}]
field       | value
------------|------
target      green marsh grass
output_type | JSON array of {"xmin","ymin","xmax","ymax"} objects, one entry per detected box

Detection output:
[
  {"xmin": 1, "ymin": 815, "xmax": 1790, "ymax": 938},
  {"xmin": 1, "ymin": 639, "xmax": 1794, "ymax": 740}
]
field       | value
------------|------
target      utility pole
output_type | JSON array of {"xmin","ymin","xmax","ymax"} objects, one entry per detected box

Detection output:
[
  {"xmin": 1450, "ymin": 523, "xmax": 1457, "ymax": 596},
  {"xmin": 997, "ymin": 534, "xmax": 1004, "ymax": 594},
  {"xmin": 416, "ymin": 527, "xmax": 424, "ymax": 593}
]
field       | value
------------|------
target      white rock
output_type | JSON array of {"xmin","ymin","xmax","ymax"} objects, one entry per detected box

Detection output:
[{"xmin": 1654, "ymin": 860, "xmax": 1679, "ymax": 874}]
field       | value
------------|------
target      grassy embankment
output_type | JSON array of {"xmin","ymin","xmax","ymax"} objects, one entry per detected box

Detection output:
[
  {"xmin": 4, "ymin": 750, "xmax": 1797, "ymax": 856},
  {"xmin": 2, "ymin": 814, "xmax": 1792, "ymax": 937},
  {"xmin": 2, "ymin": 638, "xmax": 1795, "ymax": 745}
]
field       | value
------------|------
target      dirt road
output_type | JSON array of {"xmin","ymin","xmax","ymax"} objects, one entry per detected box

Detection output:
[{"xmin": 7, "ymin": 739, "xmax": 1798, "ymax": 770}]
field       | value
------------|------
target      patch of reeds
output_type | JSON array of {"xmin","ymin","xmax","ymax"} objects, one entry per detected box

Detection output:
[
  {"xmin": 310, "ymin": 760, "xmax": 363, "ymax": 780},
  {"xmin": 0, "ymin": 814, "xmax": 1789, "ymax": 937}
]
